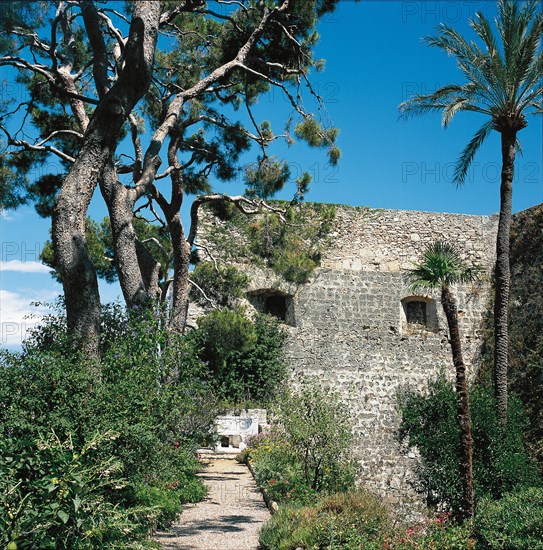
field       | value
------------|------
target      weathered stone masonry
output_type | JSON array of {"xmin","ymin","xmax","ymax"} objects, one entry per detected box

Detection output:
[{"xmin": 196, "ymin": 204, "xmax": 501, "ymax": 510}]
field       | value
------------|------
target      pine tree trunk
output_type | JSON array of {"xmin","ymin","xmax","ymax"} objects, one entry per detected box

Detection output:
[
  {"xmin": 161, "ymin": 132, "xmax": 190, "ymax": 333},
  {"xmin": 494, "ymin": 130, "xmax": 516, "ymax": 425},
  {"xmin": 441, "ymin": 286, "xmax": 475, "ymax": 519},
  {"xmin": 52, "ymin": 3, "xmax": 161, "ymax": 354},
  {"xmin": 52, "ymin": 168, "xmax": 102, "ymax": 356},
  {"xmin": 100, "ymin": 160, "xmax": 160, "ymax": 308},
  {"xmin": 135, "ymin": 239, "xmax": 161, "ymax": 303},
  {"xmin": 166, "ymin": 211, "xmax": 191, "ymax": 333}
]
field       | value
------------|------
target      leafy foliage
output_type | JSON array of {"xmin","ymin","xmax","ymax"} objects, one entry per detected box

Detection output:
[
  {"xmin": 275, "ymin": 382, "xmax": 356, "ymax": 493},
  {"xmin": 407, "ymin": 241, "xmax": 481, "ymax": 291},
  {"xmin": 0, "ymin": 305, "xmax": 215, "ymax": 545},
  {"xmin": 0, "ymin": 432, "xmax": 151, "ymax": 549},
  {"xmin": 192, "ymin": 309, "xmax": 286, "ymax": 404},
  {"xmin": 508, "ymin": 205, "xmax": 543, "ymax": 465},
  {"xmin": 474, "ymin": 487, "xmax": 543, "ymax": 549},
  {"xmin": 259, "ymin": 490, "xmax": 390, "ymax": 550},
  {"xmin": 243, "ymin": 429, "xmax": 318, "ymax": 505},
  {"xmin": 398, "ymin": 375, "xmax": 541, "ymax": 513},
  {"xmin": 240, "ymin": 383, "xmax": 355, "ymax": 512}
]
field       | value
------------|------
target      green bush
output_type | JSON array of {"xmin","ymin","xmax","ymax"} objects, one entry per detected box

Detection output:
[
  {"xmin": 378, "ymin": 513, "xmax": 474, "ymax": 549},
  {"xmin": 0, "ymin": 305, "xmax": 213, "ymax": 545},
  {"xmin": 474, "ymin": 487, "xmax": 543, "ymax": 549},
  {"xmin": 246, "ymin": 429, "xmax": 317, "ymax": 505},
  {"xmin": 259, "ymin": 490, "xmax": 391, "ymax": 550},
  {"xmin": 244, "ymin": 382, "xmax": 355, "ymax": 507},
  {"xmin": 193, "ymin": 309, "xmax": 286, "ymax": 404},
  {"xmin": 133, "ymin": 485, "xmax": 182, "ymax": 530},
  {"xmin": 398, "ymin": 375, "xmax": 541, "ymax": 513},
  {"xmin": 276, "ymin": 382, "xmax": 356, "ymax": 493},
  {"xmin": 0, "ymin": 432, "xmax": 150, "ymax": 549}
]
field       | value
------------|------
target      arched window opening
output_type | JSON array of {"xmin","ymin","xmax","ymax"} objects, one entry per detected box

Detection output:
[
  {"xmin": 263, "ymin": 294, "xmax": 288, "ymax": 320},
  {"xmin": 401, "ymin": 296, "xmax": 438, "ymax": 334},
  {"xmin": 405, "ymin": 300, "xmax": 427, "ymax": 327},
  {"xmin": 247, "ymin": 290, "xmax": 295, "ymax": 326}
]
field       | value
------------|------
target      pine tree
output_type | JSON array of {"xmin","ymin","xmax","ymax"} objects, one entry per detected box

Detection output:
[{"xmin": 0, "ymin": 1, "xmax": 341, "ymax": 353}]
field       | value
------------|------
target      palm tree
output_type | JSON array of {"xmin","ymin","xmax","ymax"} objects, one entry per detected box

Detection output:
[
  {"xmin": 399, "ymin": 0, "xmax": 543, "ymax": 424},
  {"xmin": 407, "ymin": 241, "xmax": 481, "ymax": 519}
]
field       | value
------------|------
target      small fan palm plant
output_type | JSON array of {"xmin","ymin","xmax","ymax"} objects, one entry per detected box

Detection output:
[
  {"xmin": 407, "ymin": 241, "xmax": 482, "ymax": 518},
  {"xmin": 399, "ymin": 0, "xmax": 543, "ymax": 424}
]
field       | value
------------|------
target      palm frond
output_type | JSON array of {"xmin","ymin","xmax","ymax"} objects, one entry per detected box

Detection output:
[
  {"xmin": 399, "ymin": 84, "xmax": 486, "ymax": 121},
  {"xmin": 407, "ymin": 241, "xmax": 482, "ymax": 290},
  {"xmin": 442, "ymin": 97, "xmax": 471, "ymax": 127},
  {"xmin": 468, "ymin": 14, "xmax": 509, "ymax": 103},
  {"xmin": 511, "ymin": 14, "xmax": 543, "ymax": 105},
  {"xmin": 425, "ymin": 24, "xmax": 480, "ymax": 64},
  {"xmin": 427, "ymin": 25, "xmax": 506, "ymax": 109},
  {"xmin": 399, "ymin": 0, "xmax": 542, "ymax": 187},
  {"xmin": 399, "ymin": 96, "xmax": 454, "ymax": 121},
  {"xmin": 516, "ymin": 51, "xmax": 543, "ymax": 108},
  {"xmin": 407, "ymin": 241, "xmax": 482, "ymax": 293},
  {"xmin": 515, "ymin": 138, "xmax": 523, "ymax": 157},
  {"xmin": 453, "ymin": 120, "xmax": 493, "ymax": 186},
  {"xmin": 456, "ymin": 59, "xmax": 503, "ymax": 108},
  {"xmin": 498, "ymin": 0, "xmax": 540, "ymax": 74}
]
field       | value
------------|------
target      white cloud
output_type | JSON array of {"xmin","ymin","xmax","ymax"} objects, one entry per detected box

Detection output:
[
  {"xmin": 0, "ymin": 288, "xmax": 61, "ymax": 349},
  {"xmin": 0, "ymin": 260, "xmax": 51, "ymax": 273},
  {"xmin": 0, "ymin": 209, "xmax": 16, "ymax": 222}
]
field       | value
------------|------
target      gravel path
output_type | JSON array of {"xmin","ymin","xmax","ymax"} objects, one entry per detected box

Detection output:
[{"xmin": 154, "ymin": 458, "xmax": 271, "ymax": 549}]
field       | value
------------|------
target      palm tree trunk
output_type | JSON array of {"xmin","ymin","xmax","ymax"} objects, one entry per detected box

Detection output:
[
  {"xmin": 441, "ymin": 286, "xmax": 475, "ymax": 519},
  {"xmin": 494, "ymin": 130, "xmax": 516, "ymax": 425}
]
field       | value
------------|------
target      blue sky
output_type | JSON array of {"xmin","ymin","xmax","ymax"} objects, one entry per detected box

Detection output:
[{"xmin": 1, "ymin": 1, "xmax": 542, "ymax": 348}]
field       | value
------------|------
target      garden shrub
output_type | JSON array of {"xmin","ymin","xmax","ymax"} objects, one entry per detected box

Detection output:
[
  {"xmin": 260, "ymin": 495, "xmax": 476, "ymax": 550},
  {"xmin": 0, "ymin": 432, "xmax": 151, "ymax": 549},
  {"xmin": 276, "ymin": 382, "xmax": 356, "ymax": 493},
  {"xmin": 244, "ymin": 382, "xmax": 355, "ymax": 507},
  {"xmin": 398, "ymin": 374, "xmax": 540, "ymax": 513},
  {"xmin": 474, "ymin": 487, "xmax": 543, "ymax": 549},
  {"xmin": 0, "ymin": 305, "xmax": 213, "ymax": 545},
  {"xmin": 379, "ymin": 513, "xmax": 474, "ymax": 549},
  {"xmin": 193, "ymin": 308, "xmax": 286, "ymax": 404},
  {"xmin": 259, "ymin": 490, "xmax": 391, "ymax": 550},
  {"xmin": 245, "ymin": 429, "xmax": 317, "ymax": 504}
]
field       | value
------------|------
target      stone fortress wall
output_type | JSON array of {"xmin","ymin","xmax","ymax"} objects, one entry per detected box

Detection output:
[{"xmin": 196, "ymin": 204, "xmax": 501, "ymax": 511}]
